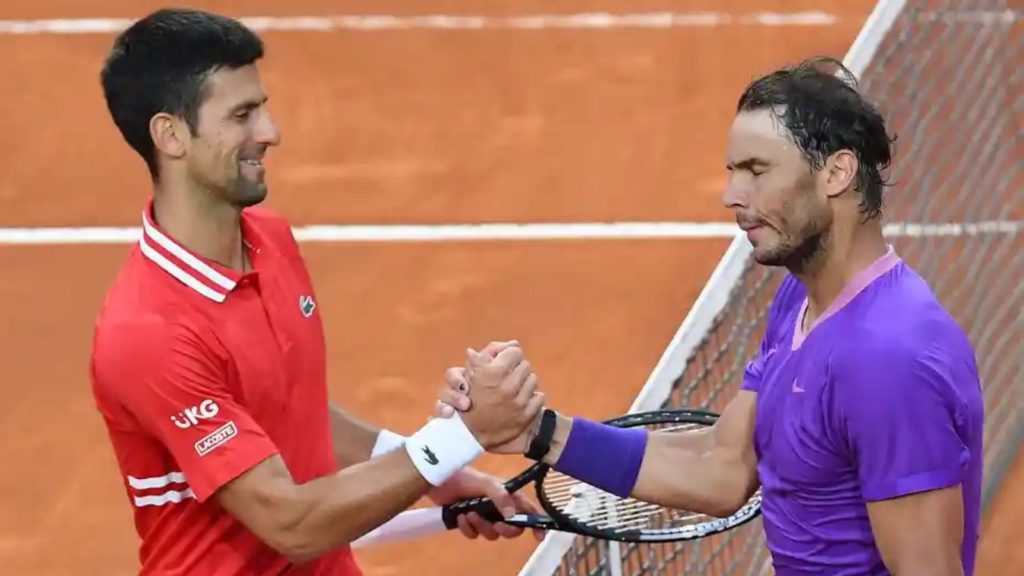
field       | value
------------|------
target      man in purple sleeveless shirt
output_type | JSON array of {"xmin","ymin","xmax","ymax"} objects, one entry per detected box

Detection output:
[{"xmin": 438, "ymin": 57, "xmax": 983, "ymax": 576}]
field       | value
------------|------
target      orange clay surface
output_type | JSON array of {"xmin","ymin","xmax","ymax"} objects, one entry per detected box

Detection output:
[{"xmin": 0, "ymin": 1, "xmax": 1019, "ymax": 575}]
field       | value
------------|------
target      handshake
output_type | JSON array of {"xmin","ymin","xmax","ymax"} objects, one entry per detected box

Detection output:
[
  {"xmin": 398, "ymin": 338, "xmax": 646, "ymax": 543},
  {"xmin": 432, "ymin": 339, "xmax": 547, "ymax": 455}
]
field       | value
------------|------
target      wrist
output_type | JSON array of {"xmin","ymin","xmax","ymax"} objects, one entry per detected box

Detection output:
[
  {"xmin": 539, "ymin": 412, "xmax": 573, "ymax": 466},
  {"xmin": 371, "ymin": 429, "xmax": 407, "ymax": 459},
  {"xmin": 545, "ymin": 416, "xmax": 648, "ymax": 498},
  {"xmin": 404, "ymin": 413, "xmax": 484, "ymax": 486},
  {"xmin": 524, "ymin": 408, "xmax": 558, "ymax": 461}
]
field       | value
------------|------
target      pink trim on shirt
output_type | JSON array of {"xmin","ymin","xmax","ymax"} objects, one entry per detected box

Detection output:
[{"xmin": 792, "ymin": 246, "xmax": 901, "ymax": 350}]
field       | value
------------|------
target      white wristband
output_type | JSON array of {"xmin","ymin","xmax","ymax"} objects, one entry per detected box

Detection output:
[
  {"xmin": 404, "ymin": 413, "xmax": 484, "ymax": 486},
  {"xmin": 371, "ymin": 429, "xmax": 407, "ymax": 458}
]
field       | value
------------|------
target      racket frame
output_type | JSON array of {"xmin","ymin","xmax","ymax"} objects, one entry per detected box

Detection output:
[{"xmin": 441, "ymin": 408, "xmax": 764, "ymax": 543}]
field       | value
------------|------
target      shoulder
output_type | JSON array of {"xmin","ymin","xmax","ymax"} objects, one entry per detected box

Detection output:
[
  {"xmin": 91, "ymin": 310, "xmax": 222, "ymax": 396},
  {"xmin": 97, "ymin": 244, "xmax": 219, "ymax": 320},
  {"xmin": 841, "ymin": 263, "xmax": 974, "ymax": 364},
  {"xmin": 830, "ymin": 318, "xmax": 977, "ymax": 412},
  {"xmin": 94, "ymin": 258, "xmax": 214, "ymax": 351},
  {"xmin": 827, "ymin": 261, "xmax": 980, "ymax": 416}
]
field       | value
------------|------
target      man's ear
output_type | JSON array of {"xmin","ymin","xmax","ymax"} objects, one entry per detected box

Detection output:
[
  {"xmin": 149, "ymin": 113, "xmax": 189, "ymax": 161},
  {"xmin": 824, "ymin": 149, "xmax": 859, "ymax": 198}
]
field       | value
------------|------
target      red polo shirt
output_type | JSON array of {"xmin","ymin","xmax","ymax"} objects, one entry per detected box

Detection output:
[{"xmin": 90, "ymin": 201, "xmax": 362, "ymax": 576}]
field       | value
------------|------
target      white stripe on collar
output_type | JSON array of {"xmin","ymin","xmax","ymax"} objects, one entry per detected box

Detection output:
[{"xmin": 139, "ymin": 210, "xmax": 237, "ymax": 302}]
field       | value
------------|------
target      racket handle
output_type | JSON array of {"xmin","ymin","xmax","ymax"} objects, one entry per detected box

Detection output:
[{"xmin": 441, "ymin": 496, "xmax": 506, "ymax": 528}]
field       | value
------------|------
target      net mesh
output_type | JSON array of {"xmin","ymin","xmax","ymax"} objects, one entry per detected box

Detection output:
[{"xmin": 522, "ymin": 1, "xmax": 1023, "ymax": 574}]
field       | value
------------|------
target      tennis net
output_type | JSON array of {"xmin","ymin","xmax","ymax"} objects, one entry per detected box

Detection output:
[{"xmin": 518, "ymin": 0, "xmax": 1023, "ymax": 574}]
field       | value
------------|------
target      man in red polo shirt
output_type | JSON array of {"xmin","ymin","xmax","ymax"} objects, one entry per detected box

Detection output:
[{"xmin": 90, "ymin": 8, "xmax": 545, "ymax": 576}]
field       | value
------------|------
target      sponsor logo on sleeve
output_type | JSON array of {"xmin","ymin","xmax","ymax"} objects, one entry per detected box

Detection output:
[
  {"xmin": 171, "ymin": 399, "xmax": 220, "ymax": 430},
  {"xmin": 195, "ymin": 421, "xmax": 237, "ymax": 457}
]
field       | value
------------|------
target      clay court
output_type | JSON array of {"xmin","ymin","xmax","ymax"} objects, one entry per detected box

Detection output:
[{"xmin": 0, "ymin": 1, "xmax": 1020, "ymax": 575}]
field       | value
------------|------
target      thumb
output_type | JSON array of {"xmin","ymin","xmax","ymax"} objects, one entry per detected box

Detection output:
[
  {"xmin": 481, "ymin": 340, "xmax": 520, "ymax": 358},
  {"xmin": 483, "ymin": 483, "xmax": 516, "ymax": 518},
  {"xmin": 466, "ymin": 347, "xmax": 488, "ymax": 367}
]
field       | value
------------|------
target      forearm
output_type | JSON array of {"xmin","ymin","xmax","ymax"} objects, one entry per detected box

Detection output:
[
  {"xmin": 280, "ymin": 450, "xmax": 431, "ymax": 562},
  {"xmin": 327, "ymin": 402, "xmax": 389, "ymax": 468},
  {"xmin": 265, "ymin": 413, "xmax": 482, "ymax": 562},
  {"xmin": 542, "ymin": 413, "xmax": 756, "ymax": 517},
  {"xmin": 631, "ymin": 428, "xmax": 754, "ymax": 516}
]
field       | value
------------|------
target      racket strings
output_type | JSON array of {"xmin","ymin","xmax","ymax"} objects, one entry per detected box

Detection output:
[{"xmin": 544, "ymin": 472, "xmax": 717, "ymax": 534}]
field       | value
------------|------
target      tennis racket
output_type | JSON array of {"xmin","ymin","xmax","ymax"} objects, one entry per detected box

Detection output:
[{"xmin": 352, "ymin": 408, "xmax": 762, "ymax": 548}]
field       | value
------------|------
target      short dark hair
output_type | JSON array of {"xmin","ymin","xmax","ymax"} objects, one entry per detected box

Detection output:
[
  {"xmin": 100, "ymin": 8, "xmax": 264, "ymax": 178},
  {"xmin": 737, "ymin": 56, "xmax": 896, "ymax": 220}
]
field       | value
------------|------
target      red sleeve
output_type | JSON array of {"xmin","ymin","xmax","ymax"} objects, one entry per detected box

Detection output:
[{"xmin": 92, "ymin": 316, "xmax": 279, "ymax": 502}]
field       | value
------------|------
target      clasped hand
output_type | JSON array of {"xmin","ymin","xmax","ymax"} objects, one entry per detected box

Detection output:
[{"xmin": 425, "ymin": 340, "xmax": 547, "ymax": 542}]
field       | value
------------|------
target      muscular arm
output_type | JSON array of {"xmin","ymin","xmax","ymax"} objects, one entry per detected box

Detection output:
[
  {"xmin": 217, "ymin": 346, "xmax": 541, "ymax": 564},
  {"xmin": 327, "ymin": 402, "xmax": 383, "ymax": 468},
  {"xmin": 216, "ymin": 448, "xmax": 431, "ymax": 564},
  {"xmin": 542, "ymin": 391, "xmax": 759, "ymax": 517},
  {"xmin": 867, "ymin": 485, "xmax": 965, "ymax": 576}
]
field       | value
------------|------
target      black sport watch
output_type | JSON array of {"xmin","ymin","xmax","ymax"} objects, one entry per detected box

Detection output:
[{"xmin": 525, "ymin": 408, "xmax": 558, "ymax": 461}]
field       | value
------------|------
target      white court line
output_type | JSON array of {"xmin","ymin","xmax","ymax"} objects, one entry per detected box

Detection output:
[
  {"xmin": 0, "ymin": 220, "xmax": 1018, "ymax": 245},
  {"xmin": 0, "ymin": 222, "xmax": 738, "ymax": 244},
  {"xmin": 0, "ymin": 9, "xmax": 1013, "ymax": 35},
  {"xmin": 0, "ymin": 12, "xmax": 843, "ymax": 35}
]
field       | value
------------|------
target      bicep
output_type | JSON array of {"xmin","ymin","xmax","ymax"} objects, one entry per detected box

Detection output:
[
  {"xmin": 867, "ymin": 485, "xmax": 965, "ymax": 575},
  {"xmin": 709, "ymin": 389, "xmax": 759, "ymax": 500},
  {"xmin": 712, "ymin": 390, "xmax": 757, "ymax": 464},
  {"xmin": 647, "ymin": 390, "xmax": 756, "ymax": 465},
  {"xmin": 214, "ymin": 453, "xmax": 301, "ymax": 554},
  {"xmin": 633, "ymin": 390, "xmax": 758, "ymax": 514}
]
